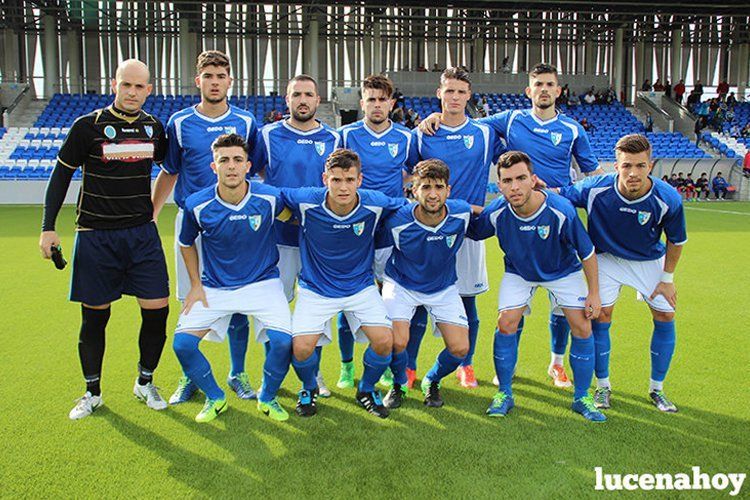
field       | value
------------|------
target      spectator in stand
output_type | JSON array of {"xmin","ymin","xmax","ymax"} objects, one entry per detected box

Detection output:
[
  {"xmin": 579, "ymin": 118, "xmax": 594, "ymax": 133},
  {"xmin": 675, "ymin": 172, "xmax": 686, "ymax": 197},
  {"xmin": 727, "ymin": 92, "xmax": 737, "ymax": 107},
  {"xmin": 662, "ymin": 175, "xmax": 670, "ymax": 184},
  {"xmin": 641, "ymin": 79, "xmax": 652, "ymax": 91},
  {"xmin": 416, "ymin": 65, "xmax": 428, "ymax": 72},
  {"xmin": 432, "ymin": 63, "xmax": 442, "ymax": 72},
  {"xmin": 664, "ymin": 80, "xmax": 672, "ymax": 99},
  {"xmin": 695, "ymin": 173, "xmax": 710, "ymax": 200},
  {"xmin": 668, "ymin": 173, "xmax": 679, "ymax": 188},
  {"xmin": 694, "ymin": 80, "xmax": 704, "ymax": 98},
  {"xmin": 741, "ymin": 123, "xmax": 750, "ymax": 138},
  {"xmin": 605, "ymin": 85, "xmax": 616, "ymax": 104},
  {"xmin": 583, "ymin": 90, "xmax": 596, "ymax": 104},
  {"xmin": 712, "ymin": 172, "xmax": 729, "ymax": 200},
  {"xmin": 694, "ymin": 117, "xmax": 705, "ymax": 145},
  {"xmin": 717, "ymin": 80, "xmax": 729, "ymax": 100},
  {"xmin": 481, "ymin": 96, "xmax": 491, "ymax": 117},
  {"xmin": 645, "ymin": 112, "xmax": 654, "ymax": 132},
  {"xmin": 501, "ymin": 56, "xmax": 511, "ymax": 73},
  {"xmin": 404, "ymin": 108, "xmax": 421, "ymax": 129},
  {"xmin": 390, "ymin": 107, "xmax": 405, "ymax": 125},
  {"xmin": 729, "ymin": 124, "xmax": 740, "ymax": 138},
  {"xmin": 674, "ymin": 79, "xmax": 686, "ymax": 104},
  {"xmin": 567, "ymin": 91, "xmax": 579, "ymax": 106},
  {"xmin": 683, "ymin": 173, "xmax": 697, "ymax": 201},
  {"xmin": 653, "ymin": 79, "xmax": 665, "ymax": 92},
  {"xmin": 393, "ymin": 87, "xmax": 404, "ymax": 109}
]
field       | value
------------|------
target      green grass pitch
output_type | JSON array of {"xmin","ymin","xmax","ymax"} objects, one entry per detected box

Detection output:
[{"xmin": 1, "ymin": 203, "xmax": 748, "ymax": 498}]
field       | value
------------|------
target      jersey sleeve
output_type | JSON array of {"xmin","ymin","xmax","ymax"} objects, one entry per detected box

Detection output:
[
  {"xmin": 562, "ymin": 208, "xmax": 595, "ymax": 260},
  {"xmin": 163, "ymin": 118, "xmax": 181, "ymax": 175},
  {"xmin": 249, "ymin": 127, "xmax": 268, "ymax": 176},
  {"xmin": 245, "ymin": 114, "xmax": 261, "ymax": 164},
  {"xmin": 178, "ymin": 204, "xmax": 202, "ymax": 247},
  {"xmin": 558, "ymin": 175, "xmax": 600, "ymax": 209},
  {"xmin": 153, "ymin": 120, "xmax": 168, "ymax": 165},
  {"xmin": 404, "ymin": 133, "xmax": 420, "ymax": 173},
  {"xmin": 663, "ymin": 197, "xmax": 688, "ymax": 245},
  {"xmin": 572, "ymin": 125, "xmax": 599, "ymax": 174},
  {"xmin": 478, "ymin": 110, "xmax": 510, "ymax": 140},
  {"xmin": 467, "ymin": 202, "xmax": 499, "ymax": 240},
  {"xmin": 57, "ymin": 116, "xmax": 89, "ymax": 169}
]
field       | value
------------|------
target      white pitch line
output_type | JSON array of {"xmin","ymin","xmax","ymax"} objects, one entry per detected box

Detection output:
[{"xmin": 684, "ymin": 206, "xmax": 750, "ymax": 216}]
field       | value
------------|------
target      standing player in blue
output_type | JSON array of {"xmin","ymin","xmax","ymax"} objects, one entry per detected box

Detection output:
[
  {"xmin": 336, "ymin": 75, "xmax": 417, "ymax": 390},
  {"xmin": 421, "ymin": 63, "xmax": 603, "ymax": 388},
  {"xmin": 409, "ymin": 67, "xmax": 503, "ymax": 390},
  {"xmin": 380, "ymin": 159, "xmax": 471, "ymax": 409},
  {"xmin": 252, "ymin": 74, "xmax": 341, "ymax": 397},
  {"xmin": 281, "ymin": 149, "xmax": 406, "ymax": 419},
  {"xmin": 175, "ymin": 134, "xmax": 293, "ymax": 422},
  {"xmin": 151, "ymin": 51, "xmax": 262, "ymax": 404},
  {"xmin": 557, "ymin": 134, "xmax": 687, "ymax": 412},
  {"xmin": 471, "ymin": 151, "xmax": 605, "ymax": 422}
]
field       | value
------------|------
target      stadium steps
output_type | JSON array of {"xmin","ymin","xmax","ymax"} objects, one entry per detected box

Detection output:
[
  {"xmin": 9, "ymin": 99, "xmax": 50, "ymax": 128},
  {"xmin": 315, "ymin": 102, "xmax": 339, "ymax": 128}
]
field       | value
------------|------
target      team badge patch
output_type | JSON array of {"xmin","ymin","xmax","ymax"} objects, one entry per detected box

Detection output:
[
  {"xmin": 104, "ymin": 125, "xmax": 116, "ymax": 139},
  {"xmin": 388, "ymin": 143, "xmax": 399, "ymax": 158},
  {"xmin": 248, "ymin": 215, "xmax": 262, "ymax": 231},
  {"xmin": 463, "ymin": 135, "xmax": 474, "ymax": 149},
  {"xmin": 537, "ymin": 225, "xmax": 550, "ymax": 240},
  {"xmin": 224, "ymin": 126, "xmax": 237, "ymax": 135},
  {"xmin": 353, "ymin": 221, "xmax": 365, "ymax": 236},
  {"xmin": 144, "ymin": 125, "xmax": 153, "ymax": 138},
  {"xmin": 315, "ymin": 141, "xmax": 326, "ymax": 156},
  {"xmin": 638, "ymin": 211, "xmax": 651, "ymax": 225},
  {"xmin": 550, "ymin": 132, "xmax": 562, "ymax": 146},
  {"xmin": 446, "ymin": 234, "xmax": 457, "ymax": 248}
]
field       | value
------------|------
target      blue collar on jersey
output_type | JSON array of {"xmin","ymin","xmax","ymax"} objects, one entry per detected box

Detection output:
[
  {"xmin": 528, "ymin": 109, "xmax": 560, "ymax": 126},
  {"xmin": 613, "ymin": 175, "xmax": 656, "ymax": 205},
  {"xmin": 213, "ymin": 181, "xmax": 252, "ymax": 211},
  {"xmin": 321, "ymin": 190, "xmax": 361, "ymax": 220},
  {"xmin": 362, "ymin": 120, "xmax": 394, "ymax": 139}
]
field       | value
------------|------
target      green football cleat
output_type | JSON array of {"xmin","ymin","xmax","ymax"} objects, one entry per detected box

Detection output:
[
  {"xmin": 572, "ymin": 395, "xmax": 607, "ymax": 422},
  {"xmin": 258, "ymin": 399, "xmax": 289, "ymax": 421},
  {"xmin": 336, "ymin": 361, "xmax": 355, "ymax": 389},
  {"xmin": 379, "ymin": 368, "xmax": 394, "ymax": 388},
  {"xmin": 486, "ymin": 391, "xmax": 515, "ymax": 417},
  {"xmin": 195, "ymin": 397, "xmax": 228, "ymax": 423}
]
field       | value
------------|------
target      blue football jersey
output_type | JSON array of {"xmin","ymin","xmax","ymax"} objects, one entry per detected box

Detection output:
[
  {"xmin": 252, "ymin": 120, "xmax": 341, "ymax": 247},
  {"xmin": 383, "ymin": 199, "xmax": 471, "ymax": 294},
  {"xmin": 338, "ymin": 120, "xmax": 418, "ymax": 197},
  {"xmin": 164, "ymin": 105, "xmax": 260, "ymax": 208},
  {"xmin": 179, "ymin": 182, "xmax": 284, "ymax": 289},
  {"xmin": 481, "ymin": 109, "xmax": 598, "ymax": 188},
  {"xmin": 413, "ymin": 118, "xmax": 502, "ymax": 206},
  {"xmin": 470, "ymin": 191, "xmax": 594, "ymax": 282},
  {"xmin": 281, "ymin": 187, "xmax": 407, "ymax": 298},
  {"xmin": 559, "ymin": 174, "xmax": 687, "ymax": 261}
]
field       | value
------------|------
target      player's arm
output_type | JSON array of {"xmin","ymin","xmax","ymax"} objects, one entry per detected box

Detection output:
[
  {"xmin": 580, "ymin": 252, "xmax": 601, "ymax": 320},
  {"xmin": 249, "ymin": 128, "xmax": 268, "ymax": 179},
  {"xmin": 178, "ymin": 208, "xmax": 207, "ymax": 314},
  {"xmin": 417, "ymin": 112, "xmax": 443, "ymax": 135},
  {"xmin": 152, "ymin": 170, "xmax": 178, "ymax": 222},
  {"xmin": 39, "ymin": 160, "xmax": 76, "ymax": 258},
  {"xmin": 153, "ymin": 119, "xmax": 182, "ymax": 221},
  {"xmin": 557, "ymin": 176, "xmax": 598, "ymax": 209},
  {"xmin": 573, "ymin": 125, "xmax": 604, "ymax": 176},
  {"xmin": 466, "ymin": 203, "xmax": 497, "ymax": 240},
  {"xmin": 650, "ymin": 199, "xmax": 687, "ymax": 309}
]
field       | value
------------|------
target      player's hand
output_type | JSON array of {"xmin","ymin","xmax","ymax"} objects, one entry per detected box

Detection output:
[
  {"xmin": 650, "ymin": 282, "xmax": 677, "ymax": 309},
  {"xmin": 417, "ymin": 113, "xmax": 442, "ymax": 136},
  {"xmin": 39, "ymin": 231, "xmax": 61, "ymax": 259},
  {"xmin": 182, "ymin": 285, "xmax": 208, "ymax": 315},
  {"xmin": 585, "ymin": 292, "xmax": 601, "ymax": 319}
]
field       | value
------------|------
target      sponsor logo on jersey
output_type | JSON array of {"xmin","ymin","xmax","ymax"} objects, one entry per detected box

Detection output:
[
  {"xmin": 388, "ymin": 143, "xmax": 399, "ymax": 157},
  {"xmin": 550, "ymin": 132, "xmax": 562, "ymax": 146},
  {"xmin": 537, "ymin": 225, "xmax": 550, "ymax": 240},
  {"xmin": 121, "ymin": 128, "xmax": 138, "ymax": 133},
  {"xmin": 446, "ymin": 134, "xmax": 462, "ymax": 140},
  {"xmin": 229, "ymin": 214, "xmax": 248, "ymax": 221},
  {"xmin": 249, "ymin": 214, "xmax": 262, "ymax": 231},
  {"xmin": 619, "ymin": 207, "xmax": 637, "ymax": 214},
  {"xmin": 370, "ymin": 141, "xmax": 386, "ymax": 146},
  {"xmin": 101, "ymin": 140, "xmax": 155, "ymax": 162},
  {"xmin": 638, "ymin": 211, "xmax": 651, "ymax": 225},
  {"xmin": 446, "ymin": 234, "xmax": 457, "ymax": 248},
  {"xmin": 533, "ymin": 127, "xmax": 549, "ymax": 134},
  {"xmin": 296, "ymin": 139, "xmax": 314, "ymax": 144},
  {"xmin": 104, "ymin": 126, "xmax": 116, "ymax": 139},
  {"xmin": 353, "ymin": 221, "xmax": 365, "ymax": 236},
  {"xmin": 144, "ymin": 125, "xmax": 153, "ymax": 138},
  {"xmin": 315, "ymin": 141, "xmax": 326, "ymax": 156},
  {"xmin": 426, "ymin": 235, "xmax": 444, "ymax": 241},
  {"xmin": 463, "ymin": 135, "xmax": 474, "ymax": 149}
]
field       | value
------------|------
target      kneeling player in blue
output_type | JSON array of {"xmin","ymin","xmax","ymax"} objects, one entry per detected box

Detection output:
[
  {"xmin": 380, "ymin": 159, "xmax": 471, "ymax": 409},
  {"xmin": 471, "ymin": 151, "xmax": 605, "ymax": 422},
  {"xmin": 557, "ymin": 134, "xmax": 686, "ymax": 412},
  {"xmin": 281, "ymin": 149, "xmax": 407, "ymax": 418},
  {"xmin": 174, "ymin": 134, "xmax": 293, "ymax": 422}
]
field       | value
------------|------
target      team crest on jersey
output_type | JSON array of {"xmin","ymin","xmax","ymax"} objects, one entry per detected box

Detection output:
[
  {"xmin": 537, "ymin": 225, "xmax": 550, "ymax": 240},
  {"xmin": 638, "ymin": 211, "xmax": 651, "ymax": 225},
  {"xmin": 224, "ymin": 126, "xmax": 237, "ymax": 135},
  {"xmin": 248, "ymin": 215, "xmax": 262, "ymax": 231},
  {"xmin": 463, "ymin": 135, "xmax": 474, "ymax": 149},
  {"xmin": 315, "ymin": 141, "xmax": 326, "ymax": 156},
  {"xmin": 446, "ymin": 234, "xmax": 457, "ymax": 248},
  {"xmin": 104, "ymin": 125, "xmax": 116, "ymax": 139},
  {"xmin": 144, "ymin": 125, "xmax": 153, "ymax": 138},
  {"xmin": 388, "ymin": 143, "xmax": 399, "ymax": 158},
  {"xmin": 353, "ymin": 221, "xmax": 365, "ymax": 236},
  {"xmin": 550, "ymin": 132, "xmax": 562, "ymax": 146}
]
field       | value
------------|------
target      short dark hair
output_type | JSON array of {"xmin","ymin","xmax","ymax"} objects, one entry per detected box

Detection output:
[
  {"xmin": 362, "ymin": 75, "xmax": 394, "ymax": 98},
  {"xmin": 413, "ymin": 159, "xmax": 450, "ymax": 185},
  {"xmin": 529, "ymin": 63, "xmax": 557, "ymax": 79},
  {"xmin": 497, "ymin": 151, "xmax": 533, "ymax": 176},
  {"xmin": 197, "ymin": 50, "xmax": 231, "ymax": 76},
  {"xmin": 615, "ymin": 134, "xmax": 652, "ymax": 158},
  {"xmin": 211, "ymin": 133, "xmax": 247, "ymax": 154},
  {"xmin": 440, "ymin": 67, "xmax": 471, "ymax": 89},
  {"xmin": 287, "ymin": 74, "xmax": 319, "ymax": 95},
  {"xmin": 325, "ymin": 149, "xmax": 361, "ymax": 173}
]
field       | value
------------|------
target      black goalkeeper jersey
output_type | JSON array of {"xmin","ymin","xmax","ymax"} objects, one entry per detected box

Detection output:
[{"xmin": 57, "ymin": 105, "xmax": 167, "ymax": 230}]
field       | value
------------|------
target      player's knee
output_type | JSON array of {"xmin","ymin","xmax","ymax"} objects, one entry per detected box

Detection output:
[
  {"xmin": 598, "ymin": 308, "xmax": 614, "ymax": 323},
  {"xmin": 292, "ymin": 340, "xmax": 315, "ymax": 361},
  {"xmin": 652, "ymin": 310, "xmax": 675, "ymax": 322},
  {"xmin": 448, "ymin": 341, "xmax": 469, "ymax": 359},
  {"xmin": 393, "ymin": 336, "xmax": 408, "ymax": 353},
  {"xmin": 497, "ymin": 315, "xmax": 520, "ymax": 335},
  {"xmin": 569, "ymin": 319, "xmax": 592, "ymax": 339},
  {"xmin": 172, "ymin": 333, "xmax": 197, "ymax": 357},
  {"xmin": 370, "ymin": 334, "xmax": 393, "ymax": 356}
]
